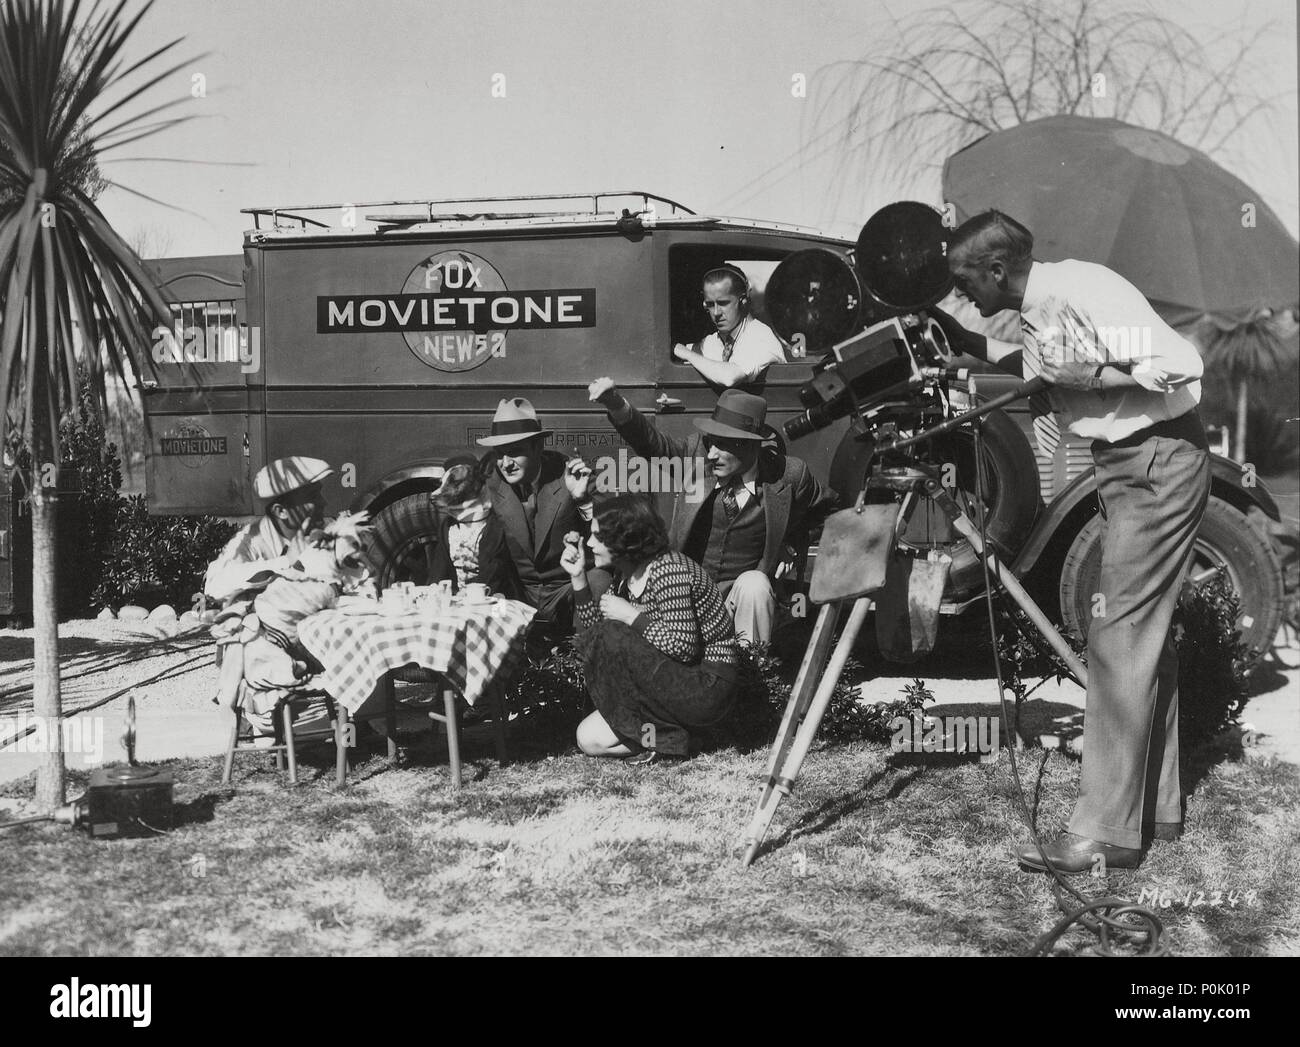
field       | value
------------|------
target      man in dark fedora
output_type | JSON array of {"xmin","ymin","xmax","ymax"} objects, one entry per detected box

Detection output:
[
  {"xmin": 587, "ymin": 379, "xmax": 836, "ymax": 645},
  {"xmin": 478, "ymin": 397, "xmax": 597, "ymax": 643}
]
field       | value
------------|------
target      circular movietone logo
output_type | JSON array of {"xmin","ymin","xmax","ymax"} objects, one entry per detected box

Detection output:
[
  {"xmin": 162, "ymin": 420, "xmax": 222, "ymax": 470},
  {"xmin": 402, "ymin": 251, "xmax": 508, "ymax": 372}
]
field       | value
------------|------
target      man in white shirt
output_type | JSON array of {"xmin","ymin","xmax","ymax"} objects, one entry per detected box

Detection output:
[
  {"xmin": 933, "ymin": 211, "xmax": 1210, "ymax": 873},
  {"xmin": 672, "ymin": 265, "xmax": 787, "ymax": 388}
]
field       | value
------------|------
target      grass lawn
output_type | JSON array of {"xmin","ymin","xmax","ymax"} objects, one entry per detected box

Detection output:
[{"xmin": 1, "ymin": 704, "xmax": 1296, "ymax": 957}]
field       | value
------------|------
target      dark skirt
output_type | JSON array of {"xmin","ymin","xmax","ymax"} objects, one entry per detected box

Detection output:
[{"xmin": 575, "ymin": 620, "xmax": 737, "ymax": 757}]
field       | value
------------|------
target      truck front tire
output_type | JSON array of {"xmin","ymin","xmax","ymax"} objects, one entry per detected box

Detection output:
[{"xmin": 366, "ymin": 492, "xmax": 444, "ymax": 590}]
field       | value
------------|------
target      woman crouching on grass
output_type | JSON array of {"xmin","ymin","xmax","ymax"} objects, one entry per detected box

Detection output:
[{"xmin": 560, "ymin": 493, "xmax": 739, "ymax": 764}]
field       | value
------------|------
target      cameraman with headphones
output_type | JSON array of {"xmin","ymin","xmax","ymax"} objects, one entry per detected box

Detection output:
[{"xmin": 672, "ymin": 265, "xmax": 787, "ymax": 389}]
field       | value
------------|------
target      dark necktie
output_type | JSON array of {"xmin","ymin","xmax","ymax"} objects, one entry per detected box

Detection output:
[
  {"xmin": 722, "ymin": 483, "xmax": 740, "ymax": 523},
  {"xmin": 515, "ymin": 482, "xmax": 536, "ymax": 532}
]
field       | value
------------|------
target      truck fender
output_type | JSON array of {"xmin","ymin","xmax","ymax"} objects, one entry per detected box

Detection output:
[
  {"xmin": 349, "ymin": 460, "xmax": 447, "ymax": 516},
  {"xmin": 1011, "ymin": 452, "xmax": 1281, "ymax": 575}
]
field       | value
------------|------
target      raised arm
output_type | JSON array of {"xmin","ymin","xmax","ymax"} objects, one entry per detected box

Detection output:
[{"xmin": 587, "ymin": 376, "xmax": 691, "ymax": 460}]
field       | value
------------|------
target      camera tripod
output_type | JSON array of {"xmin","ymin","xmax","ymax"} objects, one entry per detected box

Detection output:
[{"xmin": 740, "ymin": 377, "xmax": 1088, "ymax": 867}]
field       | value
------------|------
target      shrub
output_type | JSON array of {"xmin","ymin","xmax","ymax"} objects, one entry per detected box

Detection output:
[
  {"xmin": 1174, "ymin": 570, "xmax": 1251, "ymax": 749},
  {"xmin": 507, "ymin": 638, "xmax": 590, "ymax": 716},
  {"xmin": 730, "ymin": 643, "xmax": 933, "ymax": 746},
  {"xmin": 993, "ymin": 575, "xmax": 1251, "ymax": 753},
  {"xmin": 56, "ymin": 379, "xmax": 124, "ymax": 612},
  {"xmin": 93, "ymin": 496, "xmax": 236, "ymax": 611}
]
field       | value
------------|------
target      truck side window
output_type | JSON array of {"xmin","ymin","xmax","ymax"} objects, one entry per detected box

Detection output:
[{"xmin": 667, "ymin": 246, "xmax": 825, "ymax": 366}]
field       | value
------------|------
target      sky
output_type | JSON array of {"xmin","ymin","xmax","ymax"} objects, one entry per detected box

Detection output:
[{"xmin": 95, "ymin": 0, "xmax": 1299, "ymax": 257}]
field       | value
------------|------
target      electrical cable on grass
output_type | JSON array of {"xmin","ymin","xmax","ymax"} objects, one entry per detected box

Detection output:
[{"xmin": 969, "ymin": 405, "xmax": 1166, "ymax": 957}]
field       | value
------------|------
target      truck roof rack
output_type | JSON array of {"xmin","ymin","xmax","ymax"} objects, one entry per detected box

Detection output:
[{"xmin": 241, "ymin": 190, "xmax": 697, "ymax": 232}]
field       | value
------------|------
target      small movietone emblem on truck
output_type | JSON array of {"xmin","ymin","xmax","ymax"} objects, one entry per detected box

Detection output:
[
  {"xmin": 315, "ymin": 250, "xmax": 596, "ymax": 373},
  {"xmin": 160, "ymin": 421, "xmax": 226, "ymax": 469}
]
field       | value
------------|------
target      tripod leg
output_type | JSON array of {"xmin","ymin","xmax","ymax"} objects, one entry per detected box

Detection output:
[
  {"xmin": 757, "ymin": 601, "xmax": 843, "ymax": 811},
  {"xmin": 741, "ymin": 597, "xmax": 872, "ymax": 867},
  {"xmin": 930, "ymin": 483, "xmax": 1089, "ymax": 687}
]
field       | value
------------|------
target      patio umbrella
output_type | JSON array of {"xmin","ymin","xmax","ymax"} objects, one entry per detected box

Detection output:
[{"xmin": 941, "ymin": 115, "xmax": 1299, "ymax": 320}]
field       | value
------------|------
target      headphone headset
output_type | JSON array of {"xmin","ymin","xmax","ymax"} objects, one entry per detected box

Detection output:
[{"xmin": 703, "ymin": 264, "xmax": 750, "ymax": 298}]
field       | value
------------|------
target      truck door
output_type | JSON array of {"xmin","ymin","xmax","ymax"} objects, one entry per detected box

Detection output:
[{"xmin": 142, "ymin": 259, "xmax": 256, "ymax": 516}]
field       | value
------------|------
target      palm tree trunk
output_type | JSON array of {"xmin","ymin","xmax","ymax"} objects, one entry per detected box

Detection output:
[
  {"xmin": 1234, "ymin": 378, "xmax": 1248, "ymax": 464},
  {"xmin": 31, "ymin": 383, "xmax": 64, "ymax": 811}
]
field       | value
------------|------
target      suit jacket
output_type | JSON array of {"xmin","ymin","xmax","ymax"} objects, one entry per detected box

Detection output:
[
  {"xmin": 483, "ymin": 449, "xmax": 589, "ymax": 597},
  {"xmin": 613, "ymin": 404, "xmax": 838, "ymax": 577}
]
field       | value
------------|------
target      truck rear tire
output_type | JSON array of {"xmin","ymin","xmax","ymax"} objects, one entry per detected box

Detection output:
[
  {"xmin": 1058, "ymin": 495, "xmax": 1283, "ymax": 668},
  {"xmin": 366, "ymin": 492, "xmax": 444, "ymax": 590}
]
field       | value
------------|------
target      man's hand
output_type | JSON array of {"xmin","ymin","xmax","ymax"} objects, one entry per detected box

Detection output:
[
  {"xmin": 564, "ymin": 456, "xmax": 593, "ymax": 503},
  {"xmin": 926, "ymin": 304, "xmax": 978, "ymax": 356},
  {"xmin": 1040, "ymin": 357, "xmax": 1098, "ymax": 390},
  {"xmin": 560, "ymin": 531, "xmax": 585, "ymax": 580},
  {"xmin": 599, "ymin": 592, "xmax": 643, "ymax": 625},
  {"xmin": 672, "ymin": 342, "xmax": 695, "ymax": 362},
  {"xmin": 587, "ymin": 377, "xmax": 624, "ymax": 408}
]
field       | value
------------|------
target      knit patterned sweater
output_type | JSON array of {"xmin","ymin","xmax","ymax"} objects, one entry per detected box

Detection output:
[{"xmin": 575, "ymin": 551, "xmax": 739, "ymax": 674}]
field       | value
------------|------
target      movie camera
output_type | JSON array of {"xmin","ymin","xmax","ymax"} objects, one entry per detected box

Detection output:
[{"xmin": 767, "ymin": 201, "xmax": 962, "ymax": 443}]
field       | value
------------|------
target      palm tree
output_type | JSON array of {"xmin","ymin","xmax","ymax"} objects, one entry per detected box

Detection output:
[
  {"xmin": 1200, "ymin": 311, "xmax": 1295, "ymax": 464},
  {"xmin": 0, "ymin": 0, "xmax": 188, "ymax": 809}
]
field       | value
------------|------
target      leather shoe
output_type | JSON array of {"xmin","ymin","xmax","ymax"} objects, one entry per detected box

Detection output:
[
  {"xmin": 1151, "ymin": 821, "xmax": 1183, "ymax": 843},
  {"xmin": 1016, "ymin": 832, "xmax": 1143, "ymax": 873}
]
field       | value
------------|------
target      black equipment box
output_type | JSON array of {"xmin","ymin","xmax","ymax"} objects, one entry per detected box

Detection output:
[{"xmin": 85, "ymin": 766, "xmax": 175, "ymax": 839}]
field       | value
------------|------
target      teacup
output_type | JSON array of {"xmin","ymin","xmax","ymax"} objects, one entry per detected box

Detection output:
[{"xmin": 462, "ymin": 582, "xmax": 492, "ymax": 602}]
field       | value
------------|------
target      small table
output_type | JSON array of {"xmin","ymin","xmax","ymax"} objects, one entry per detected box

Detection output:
[{"xmin": 298, "ymin": 596, "xmax": 536, "ymax": 786}]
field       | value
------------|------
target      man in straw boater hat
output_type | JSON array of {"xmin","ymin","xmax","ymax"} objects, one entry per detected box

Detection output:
[
  {"xmin": 205, "ymin": 456, "xmax": 335, "ymax": 604},
  {"xmin": 931, "ymin": 210, "xmax": 1208, "ymax": 873},
  {"xmin": 206, "ymin": 456, "xmax": 379, "ymax": 739},
  {"xmin": 477, "ymin": 397, "xmax": 601, "ymax": 646},
  {"xmin": 587, "ymin": 379, "xmax": 836, "ymax": 645}
]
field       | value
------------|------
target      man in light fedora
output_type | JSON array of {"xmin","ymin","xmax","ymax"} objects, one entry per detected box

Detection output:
[
  {"xmin": 478, "ymin": 397, "xmax": 597, "ymax": 643},
  {"xmin": 587, "ymin": 380, "xmax": 835, "ymax": 644},
  {"xmin": 205, "ymin": 455, "xmax": 334, "ymax": 603}
]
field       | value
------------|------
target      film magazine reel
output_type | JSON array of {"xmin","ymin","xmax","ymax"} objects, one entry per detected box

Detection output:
[{"xmin": 766, "ymin": 200, "xmax": 958, "ymax": 396}]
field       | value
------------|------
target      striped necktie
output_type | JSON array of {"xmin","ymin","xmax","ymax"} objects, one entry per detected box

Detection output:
[
  {"xmin": 722, "ymin": 482, "xmax": 740, "ymax": 522},
  {"xmin": 1020, "ymin": 317, "xmax": 1062, "ymax": 459}
]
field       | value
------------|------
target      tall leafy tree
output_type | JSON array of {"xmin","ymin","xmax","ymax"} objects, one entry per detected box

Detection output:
[{"xmin": 0, "ymin": 0, "xmax": 189, "ymax": 809}]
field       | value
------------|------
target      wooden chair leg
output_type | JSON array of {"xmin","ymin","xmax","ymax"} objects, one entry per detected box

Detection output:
[
  {"xmin": 336, "ymin": 705, "xmax": 350, "ymax": 788},
  {"xmin": 444, "ymin": 686, "xmax": 462, "ymax": 790},
  {"xmin": 222, "ymin": 713, "xmax": 239, "ymax": 784},
  {"xmin": 383, "ymin": 674, "xmax": 399, "ymax": 763},
  {"xmin": 283, "ymin": 703, "xmax": 298, "ymax": 785},
  {"xmin": 490, "ymin": 684, "xmax": 509, "ymax": 766}
]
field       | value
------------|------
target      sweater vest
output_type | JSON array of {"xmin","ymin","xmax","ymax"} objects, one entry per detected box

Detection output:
[{"xmin": 685, "ymin": 487, "xmax": 766, "ymax": 583}]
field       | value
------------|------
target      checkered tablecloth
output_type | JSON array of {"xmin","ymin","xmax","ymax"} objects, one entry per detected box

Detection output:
[{"xmin": 297, "ymin": 598, "xmax": 537, "ymax": 713}]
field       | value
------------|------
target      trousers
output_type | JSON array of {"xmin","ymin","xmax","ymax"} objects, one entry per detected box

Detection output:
[
  {"xmin": 1068, "ymin": 411, "xmax": 1209, "ymax": 848},
  {"xmin": 717, "ymin": 570, "xmax": 775, "ymax": 645}
]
